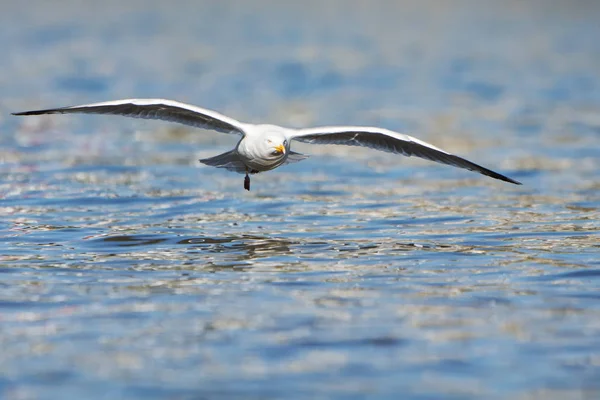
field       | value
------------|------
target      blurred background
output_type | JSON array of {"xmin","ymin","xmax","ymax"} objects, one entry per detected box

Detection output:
[{"xmin": 1, "ymin": 0, "xmax": 599, "ymax": 399}]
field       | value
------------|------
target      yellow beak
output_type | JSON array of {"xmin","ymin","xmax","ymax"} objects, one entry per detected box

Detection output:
[{"xmin": 274, "ymin": 143, "xmax": 286, "ymax": 155}]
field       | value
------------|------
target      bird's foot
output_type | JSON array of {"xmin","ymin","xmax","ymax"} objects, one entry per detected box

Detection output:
[{"xmin": 244, "ymin": 174, "xmax": 250, "ymax": 191}]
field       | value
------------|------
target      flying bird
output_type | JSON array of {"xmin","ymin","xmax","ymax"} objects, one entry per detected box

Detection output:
[{"xmin": 13, "ymin": 99, "xmax": 521, "ymax": 190}]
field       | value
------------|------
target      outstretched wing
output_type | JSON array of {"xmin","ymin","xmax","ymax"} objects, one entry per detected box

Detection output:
[
  {"xmin": 12, "ymin": 98, "xmax": 246, "ymax": 135},
  {"xmin": 290, "ymin": 126, "xmax": 521, "ymax": 185}
]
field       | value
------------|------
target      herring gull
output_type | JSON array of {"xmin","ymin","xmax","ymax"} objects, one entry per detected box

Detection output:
[{"xmin": 13, "ymin": 98, "xmax": 521, "ymax": 190}]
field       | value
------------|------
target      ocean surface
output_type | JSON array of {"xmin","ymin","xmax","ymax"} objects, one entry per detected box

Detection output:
[{"xmin": 1, "ymin": 1, "xmax": 599, "ymax": 398}]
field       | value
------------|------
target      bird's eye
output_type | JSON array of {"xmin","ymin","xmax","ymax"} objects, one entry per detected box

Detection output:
[
  {"xmin": 271, "ymin": 150, "xmax": 279, "ymax": 156},
  {"xmin": 283, "ymin": 140, "xmax": 288, "ymax": 146}
]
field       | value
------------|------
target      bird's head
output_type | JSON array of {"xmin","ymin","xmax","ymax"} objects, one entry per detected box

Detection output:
[{"xmin": 262, "ymin": 135, "xmax": 287, "ymax": 160}]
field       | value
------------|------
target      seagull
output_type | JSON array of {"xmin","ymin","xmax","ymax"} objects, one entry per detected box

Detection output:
[{"xmin": 12, "ymin": 98, "xmax": 521, "ymax": 190}]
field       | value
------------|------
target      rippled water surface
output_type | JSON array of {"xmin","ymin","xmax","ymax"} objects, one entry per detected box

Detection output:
[{"xmin": 1, "ymin": 1, "xmax": 599, "ymax": 398}]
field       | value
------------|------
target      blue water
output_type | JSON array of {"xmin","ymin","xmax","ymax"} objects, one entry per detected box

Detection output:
[{"xmin": 1, "ymin": 1, "xmax": 599, "ymax": 398}]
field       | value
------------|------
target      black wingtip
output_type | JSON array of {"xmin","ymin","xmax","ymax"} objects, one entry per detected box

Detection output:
[
  {"xmin": 12, "ymin": 109, "xmax": 53, "ymax": 116},
  {"xmin": 487, "ymin": 172, "xmax": 522, "ymax": 185},
  {"xmin": 454, "ymin": 154, "xmax": 522, "ymax": 185},
  {"xmin": 499, "ymin": 175, "xmax": 522, "ymax": 185}
]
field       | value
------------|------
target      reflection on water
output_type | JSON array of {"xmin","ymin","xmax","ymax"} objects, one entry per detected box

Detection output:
[{"xmin": 2, "ymin": 0, "xmax": 600, "ymax": 399}]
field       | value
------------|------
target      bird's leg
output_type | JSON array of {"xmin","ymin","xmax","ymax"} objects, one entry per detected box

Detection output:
[{"xmin": 244, "ymin": 170, "xmax": 250, "ymax": 191}]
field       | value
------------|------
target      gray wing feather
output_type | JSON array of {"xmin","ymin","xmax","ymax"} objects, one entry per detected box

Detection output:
[
  {"xmin": 199, "ymin": 150, "xmax": 246, "ymax": 174},
  {"xmin": 291, "ymin": 126, "xmax": 521, "ymax": 185},
  {"xmin": 12, "ymin": 98, "xmax": 245, "ymax": 135},
  {"xmin": 282, "ymin": 151, "xmax": 309, "ymax": 166}
]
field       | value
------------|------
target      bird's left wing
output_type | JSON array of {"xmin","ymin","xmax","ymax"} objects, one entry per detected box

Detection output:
[
  {"xmin": 290, "ymin": 126, "xmax": 521, "ymax": 185},
  {"xmin": 12, "ymin": 98, "xmax": 246, "ymax": 135}
]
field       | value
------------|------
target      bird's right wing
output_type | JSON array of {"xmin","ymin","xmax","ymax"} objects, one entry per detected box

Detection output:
[{"xmin": 12, "ymin": 98, "xmax": 246, "ymax": 135}]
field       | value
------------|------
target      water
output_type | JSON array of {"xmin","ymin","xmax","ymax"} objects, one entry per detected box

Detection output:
[{"xmin": 1, "ymin": 1, "xmax": 599, "ymax": 398}]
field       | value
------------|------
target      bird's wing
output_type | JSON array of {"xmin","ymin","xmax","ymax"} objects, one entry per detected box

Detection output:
[
  {"xmin": 282, "ymin": 151, "xmax": 310, "ymax": 166},
  {"xmin": 289, "ymin": 126, "xmax": 521, "ymax": 185},
  {"xmin": 12, "ymin": 98, "xmax": 246, "ymax": 135},
  {"xmin": 199, "ymin": 150, "xmax": 247, "ymax": 174}
]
